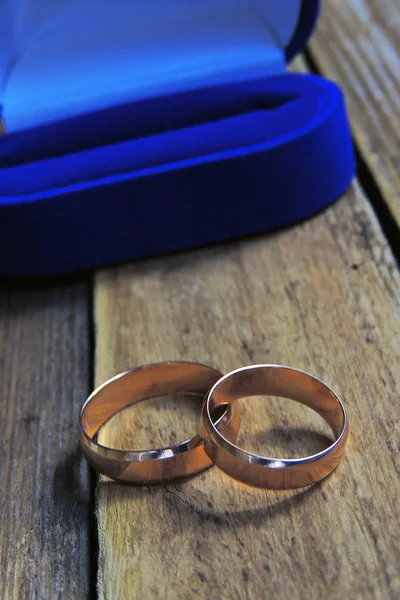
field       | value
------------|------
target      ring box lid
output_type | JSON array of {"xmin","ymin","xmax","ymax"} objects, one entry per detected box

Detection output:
[{"xmin": 0, "ymin": 0, "xmax": 320, "ymax": 133}]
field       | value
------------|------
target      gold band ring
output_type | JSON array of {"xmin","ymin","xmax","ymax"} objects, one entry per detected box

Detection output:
[
  {"xmin": 201, "ymin": 364, "xmax": 348, "ymax": 489},
  {"xmin": 79, "ymin": 361, "xmax": 240, "ymax": 483}
]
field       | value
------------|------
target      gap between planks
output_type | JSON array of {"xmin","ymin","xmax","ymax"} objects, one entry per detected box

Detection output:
[{"xmin": 309, "ymin": 0, "xmax": 400, "ymax": 229}]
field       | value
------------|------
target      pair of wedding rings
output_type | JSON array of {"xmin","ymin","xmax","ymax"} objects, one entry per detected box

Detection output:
[{"xmin": 78, "ymin": 362, "xmax": 348, "ymax": 489}]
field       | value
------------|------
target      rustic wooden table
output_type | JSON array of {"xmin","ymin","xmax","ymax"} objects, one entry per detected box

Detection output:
[{"xmin": 1, "ymin": 1, "xmax": 399, "ymax": 598}]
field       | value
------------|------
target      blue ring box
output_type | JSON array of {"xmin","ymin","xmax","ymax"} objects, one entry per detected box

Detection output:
[{"xmin": 0, "ymin": 0, "xmax": 355, "ymax": 276}]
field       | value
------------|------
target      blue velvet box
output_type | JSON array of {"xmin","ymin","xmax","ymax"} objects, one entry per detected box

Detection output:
[{"xmin": 0, "ymin": 0, "xmax": 355, "ymax": 276}]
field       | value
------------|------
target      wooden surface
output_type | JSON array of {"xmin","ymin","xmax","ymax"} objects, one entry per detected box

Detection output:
[
  {"xmin": 95, "ymin": 183, "xmax": 400, "ymax": 599},
  {"xmin": 1, "ymin": 1, "xmax": 399, "ymax": 598},
  {"xmin": 309, "ymin": 0, "xmax": 400, "ymax": 226},
  {"xmin": 93, "ymin": 3, "xmax": 400, "ymax": 595},
  {"xmin": 0, "ymin": 279, "xmax": 91, "ymax": 599}
]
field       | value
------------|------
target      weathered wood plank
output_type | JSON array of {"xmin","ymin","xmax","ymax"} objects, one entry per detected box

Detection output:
[
  {"xmin": 0, "ymin": 279, "xmax": 91, "ymax": 600},
  {"xmin": 94, "ymin": 177, "xmax": 400, "ymax": 599},
  {"xmin": 309, "ymin": 0, "xmax": 400, "ymax": 226}
]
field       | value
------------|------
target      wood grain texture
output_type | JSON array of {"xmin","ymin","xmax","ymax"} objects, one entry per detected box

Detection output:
[
  {"xmin": 309, "ymin": 0, "xmax": 400, "ymax": 225},
  {"xmin": 91, "ymin": 3, "xmax": 400, "ymax": 598},
  {"xmin": 94, "ymin": 178, "xmax": 400, "ymax": 599},
  {"xmin": 0, "ymin": 280, "xmax": 90, "ymax": 600}
]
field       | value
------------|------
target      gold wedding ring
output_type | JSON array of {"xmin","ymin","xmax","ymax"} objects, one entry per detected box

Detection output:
[
  {"xmin": 79, "ymin": 362, "xmax": 348, "ymax": 489},
  {"xmin": 201, "ymin": 365, "xmax": 348, "ymax": 489},
  {"xmin": 79, "ymin": 362, "xmax": 240, "ymax": 483}
]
